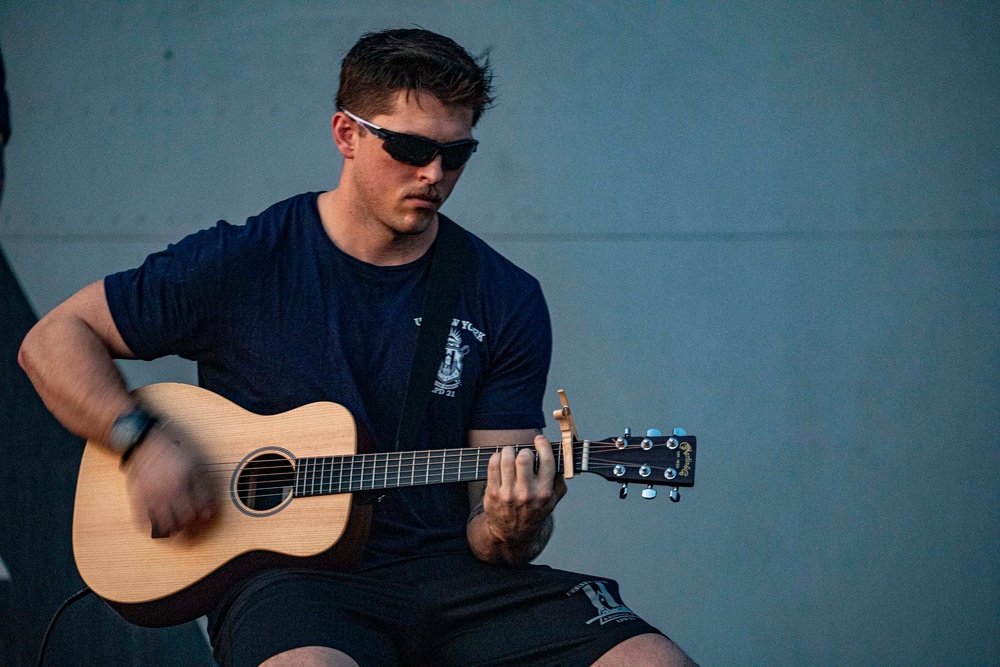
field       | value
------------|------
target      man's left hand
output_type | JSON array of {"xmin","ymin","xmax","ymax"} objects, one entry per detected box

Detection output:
[{"xmin": 482, "ymin": 434, "xmax": 568, "ymax": 548}]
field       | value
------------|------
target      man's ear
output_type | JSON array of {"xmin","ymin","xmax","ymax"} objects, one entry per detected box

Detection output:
[{"xmin": 332, "ymin": 111, "xmax": 357, "ymax": 159}]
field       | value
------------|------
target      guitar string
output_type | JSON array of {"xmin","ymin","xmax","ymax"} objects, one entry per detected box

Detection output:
[
  {"xmin": 192, "ymin": 438, "xmax": 682, "ymax": 465},
  {"xmin": 196, "ymin": 445, "xmax": 688, "ymax": 486},
  {"xmin": 235, "ymin": 473, "xmax": 684, "ymax": 503},
  {"xmin": 201, "ymin": 456, "xmax": 683, "ymax": 485},
  {"xmin": 232, "ymin": 466, "xmax": 684, "ymax": 503},
  {"xmin": 224, "ymin": 459, "xmax": 684, "ymax": 503},
  {"xmin": 195, "ymin": 440, "xmax": 683, "ymax": 472},
  {"xmin": 199, "ymin": 457, "xmax": 685, "ymax": 489},
  {"xmin": 215, "ymin": 452, "xmax": 684, "ymax": 502}
]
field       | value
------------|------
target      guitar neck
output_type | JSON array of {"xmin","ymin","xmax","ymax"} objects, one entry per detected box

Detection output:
[{"xmin": 293, "ymin": 443, "xmax": 569, "ymax": 498}]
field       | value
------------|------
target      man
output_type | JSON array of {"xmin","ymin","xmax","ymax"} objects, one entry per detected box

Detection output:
[{"xmin": 19, "ymin": 29, "xmax": 695, "ymax": 667}]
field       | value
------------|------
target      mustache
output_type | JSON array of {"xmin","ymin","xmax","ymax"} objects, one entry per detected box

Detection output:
[{"xmin": 403, "ymin": 188, "xmax": 442, "ymax": 203}]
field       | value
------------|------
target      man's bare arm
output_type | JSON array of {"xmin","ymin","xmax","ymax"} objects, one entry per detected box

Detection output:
[
  {"xmin": 18, "ymin": 280, "xmax": 217, "ymax": 534},
  {"xmin": 466, "ymin": 428, "xmax": 567, "ymax": 565},
  {"xmin": 18, "ymin": 280, "xmax": 138, "ymax": 443}
]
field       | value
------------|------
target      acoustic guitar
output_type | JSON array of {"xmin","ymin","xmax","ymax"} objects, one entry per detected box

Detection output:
[{"xmin": 72, "ymin": 383, "xmax": 697, "ymax": 627}]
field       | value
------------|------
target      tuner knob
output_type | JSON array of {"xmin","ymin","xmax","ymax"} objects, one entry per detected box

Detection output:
[
  {"xmin": 646, "ymin": 429, "xmax": 662, "ymax": 437},
  {"xmin": 672, "ymin": 427, "xmax": 686, "ymax": 436},
  {"xmin": 641, "ymin": 485, "xmax": 657, "ymax": 499},
  {"xmin": 619, "ymin": 483, "xmax": 628, "ymax": 499},
  {"xmin": 624, "ymin": 427, "xmax": 632, "ymax": 437},
  {"xmin": 669, "ymin": 487, "xmax": 680, "ymax": 502}
]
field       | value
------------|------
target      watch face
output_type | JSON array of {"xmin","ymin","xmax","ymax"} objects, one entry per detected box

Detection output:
[{"xmin": 110, "ymin": 410, "xmax": 152, "ymax": 453}]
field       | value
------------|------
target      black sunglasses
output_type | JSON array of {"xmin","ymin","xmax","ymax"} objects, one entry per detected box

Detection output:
[{"xmin": 340, "ymin": 107, "xmax": 478, "ymax": 171}]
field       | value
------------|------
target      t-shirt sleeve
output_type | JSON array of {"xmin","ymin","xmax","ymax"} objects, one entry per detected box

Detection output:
[
  {"xmin": 469, "ymin": 280, "xmax": 552, "ymax": 431},
  {"xmin": 104, "ymin": 224, "xmax": 229, "ymax": 361}
]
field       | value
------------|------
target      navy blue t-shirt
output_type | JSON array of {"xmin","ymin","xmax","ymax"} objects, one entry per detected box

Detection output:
[{"xmin": 104, "ymin": 192, "xmax": 552, "ymax": 564}]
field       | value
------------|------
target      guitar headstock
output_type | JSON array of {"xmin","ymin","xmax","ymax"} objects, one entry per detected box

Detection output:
[{"xmin": 575, "ymin": 428, "xmax": 696, "ymax": 502}]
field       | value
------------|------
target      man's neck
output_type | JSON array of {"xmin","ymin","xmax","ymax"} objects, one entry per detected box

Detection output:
[{"xmin": 316, "ymin": 189, "xmax": 438, "ymax": 266}]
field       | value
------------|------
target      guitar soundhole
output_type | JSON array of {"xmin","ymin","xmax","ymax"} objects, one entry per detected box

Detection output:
[{"xmin": 235, "ymin": 453, "xmax": 294, "ymax": 512}]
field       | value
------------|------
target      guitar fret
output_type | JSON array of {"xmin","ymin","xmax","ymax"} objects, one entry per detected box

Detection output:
[
  {"xmin": 293, "ymin": 439, "xmax": 572, "ymax": 498},
  {"xmin": 292, "ymin": 440, "xmax": 571, "ymax": 498}
]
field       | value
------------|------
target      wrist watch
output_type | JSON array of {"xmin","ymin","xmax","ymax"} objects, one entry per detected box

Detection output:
[{"xmin": 109, "ymin": 407, "xmax": 158, "ymax": 464}]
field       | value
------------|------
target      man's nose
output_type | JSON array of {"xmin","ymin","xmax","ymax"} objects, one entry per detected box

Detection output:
[{"xmin": 416, "ymin": 155, "xmax": 444, "ymax": 183}]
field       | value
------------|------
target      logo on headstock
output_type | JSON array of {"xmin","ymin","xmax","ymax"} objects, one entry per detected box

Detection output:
[{"xmin": 679, "ymin": 442, "xmax": 692, "ymax": 477}]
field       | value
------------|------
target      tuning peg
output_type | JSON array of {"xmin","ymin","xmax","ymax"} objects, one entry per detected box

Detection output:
[
  {"xmin": 641, "ymin": 485, "xmax": 657, "ymax": 499},
  {"xmin": 669, "ymin": 486, "xmax": 680, "ymax": 502},
  {"xmin": 619, "ymin": 483, "xmax": 628, "ymax": 499},
  {"xmin": 672, "ymin": 427, "xmax": 686, "ymax": 436},
  {"xmin": 646, "ymin": 429, "xmax": 661, "ymax": 437}
]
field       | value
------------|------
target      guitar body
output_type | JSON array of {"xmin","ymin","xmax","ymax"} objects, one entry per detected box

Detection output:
[{"xmin": 72, "ymin": 383, "xmax": 373, "ymax": 627}]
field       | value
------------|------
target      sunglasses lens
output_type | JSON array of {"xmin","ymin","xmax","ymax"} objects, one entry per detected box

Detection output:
[
  {"xmin": 383, "ymin": 136, "xmax": 438, "ymax": 167},
  {"xmin": 383, "ymin": 136, "xmax": 477, "ymax": 170},
  {"xmin": 440, "ymin": 143, "xmax": 477, "ymax": 170}
]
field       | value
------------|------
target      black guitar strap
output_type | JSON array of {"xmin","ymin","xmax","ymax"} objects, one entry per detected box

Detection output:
[{"xmin": 394, "ymin": 214, "xmax": 474, "ymax": 452}]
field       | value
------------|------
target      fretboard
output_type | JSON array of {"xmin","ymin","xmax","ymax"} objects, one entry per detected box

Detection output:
[{"xmin": 293, "ymin": 443, "xmax": 567, "ymax": 497}]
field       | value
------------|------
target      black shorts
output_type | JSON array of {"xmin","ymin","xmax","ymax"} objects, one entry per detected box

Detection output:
[{"xmin": 209, "ymin": 551, "xmax": 664, "ymax": 667}]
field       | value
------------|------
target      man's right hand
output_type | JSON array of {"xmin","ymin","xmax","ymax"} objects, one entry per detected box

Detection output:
[{"xmin": 123, "ymin": 428, "xmax": 218, "ymax": 537}]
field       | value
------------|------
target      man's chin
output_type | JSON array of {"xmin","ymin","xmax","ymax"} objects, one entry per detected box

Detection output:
[{"xmin": 393, "ymin": 209, "xmax": 436, "ymax": 236}]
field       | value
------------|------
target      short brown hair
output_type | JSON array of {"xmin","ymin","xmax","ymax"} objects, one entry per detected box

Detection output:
[{"xmin": 336, "ymin": 28, "xmax": 494, "ymax": 126}]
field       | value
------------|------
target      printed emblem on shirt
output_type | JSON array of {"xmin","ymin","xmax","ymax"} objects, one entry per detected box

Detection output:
[
  {"xmin": 434, "ymin": 328, "xmax": 469, "ymax": 397},
  {"xmin": 566, "ymin": 580, "xmax": 639, "ymax": 625},
  {"xmin": 414, "ymin": 317, "xmax": 486, "ymax": 399}
]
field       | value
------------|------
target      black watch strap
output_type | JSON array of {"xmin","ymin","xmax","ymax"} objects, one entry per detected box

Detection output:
[{"xmin": 109, "ymin": 408, "xmax": 158, "ymax": 464}]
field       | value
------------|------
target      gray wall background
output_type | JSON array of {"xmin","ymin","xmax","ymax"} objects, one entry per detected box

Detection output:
[{"xmin": 1, "ymin": 2, "xmax": 997, "ymax": 665}]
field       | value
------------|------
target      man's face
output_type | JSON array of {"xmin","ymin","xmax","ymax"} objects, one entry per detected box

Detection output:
[{"xmin": 347, "ymin": 90, "xmax": 474, "ymax": 237}]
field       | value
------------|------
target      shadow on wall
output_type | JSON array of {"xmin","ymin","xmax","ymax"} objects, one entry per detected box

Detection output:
[{"xmin": 0, "ymin": 246, "xmax": 215, "ymax": 665}]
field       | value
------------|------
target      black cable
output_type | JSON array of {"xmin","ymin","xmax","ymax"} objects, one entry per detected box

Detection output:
[{"xmin": 35, "ymin": 586, "xmax": 92, "ymax": 667}]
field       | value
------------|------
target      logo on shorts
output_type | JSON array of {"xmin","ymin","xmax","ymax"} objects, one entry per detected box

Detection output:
[{"xmin": 567, "ymin": 580, "xmax": 639, "ymax": 625}]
